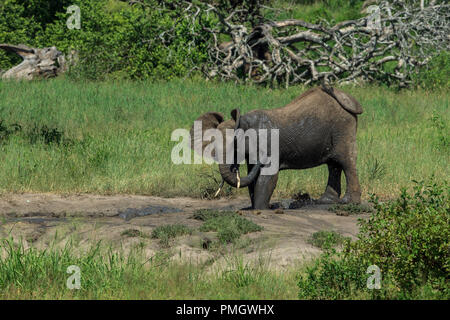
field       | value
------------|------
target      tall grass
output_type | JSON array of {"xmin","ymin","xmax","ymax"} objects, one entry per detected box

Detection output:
[
  {"xmin": 0, "ymin": 79, "xmax": 448, "ymax": 199},
  {"xmin": 0, "ymin": 238, "xmax": 298, "ymax": 299}
]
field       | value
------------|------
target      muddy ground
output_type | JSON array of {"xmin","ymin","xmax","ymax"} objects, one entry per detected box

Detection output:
[{"xmin": 0, "ymin": 193, "xmax": 369, "ymax": 269}]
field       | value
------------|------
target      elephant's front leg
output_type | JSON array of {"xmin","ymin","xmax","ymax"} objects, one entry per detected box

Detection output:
[{"xmin": 251, "ymin": 172, "xmax": 279, "ymax": 210}]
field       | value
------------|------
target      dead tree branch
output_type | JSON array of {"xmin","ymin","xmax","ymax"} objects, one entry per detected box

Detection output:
[{"xmin": 135, "ymin": 0, "xmax": 450, "ymax": 87}]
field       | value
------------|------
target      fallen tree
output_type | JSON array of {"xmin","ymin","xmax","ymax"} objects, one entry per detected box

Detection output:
[
  {"xmin": 0, "ymin": 44, "xmax": 66, "ymax": 80},
  {"xmin": 133, "ymin": 0, "xmax": 449, "ymax": 87}
]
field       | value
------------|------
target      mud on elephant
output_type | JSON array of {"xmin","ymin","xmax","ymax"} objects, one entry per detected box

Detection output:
[{"xmin": 190, "ymin": 86, "xmax": 363, "ymax": 210}]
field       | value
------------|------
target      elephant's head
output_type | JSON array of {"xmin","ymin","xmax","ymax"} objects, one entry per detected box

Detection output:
[{"xmin": 190, "ymin": 110, "xmax": 260, "ymax": 188}]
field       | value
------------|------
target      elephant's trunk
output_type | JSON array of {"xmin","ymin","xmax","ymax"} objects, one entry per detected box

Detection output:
[
  {"xmin": 216, "ymin": 108, "xmax": 260, "ymax": 188},
  {"xmin": 219, "ymin": 163, "xmax": 260, "ymax": 188}
]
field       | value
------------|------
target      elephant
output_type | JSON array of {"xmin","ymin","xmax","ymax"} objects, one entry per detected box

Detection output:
[{"xmin": 190, "ymin": 86, "xmax": 363, "ymax": 210}]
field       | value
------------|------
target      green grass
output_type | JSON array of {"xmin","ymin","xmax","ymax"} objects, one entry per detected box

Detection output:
[
  {"xmin": 0, "ymin": 238, "xmax": 298, "ymax": 299},
  {"xmin": 0, "ymin": 79, "xmax": 448, "ymax": 199},
  {"xmin": 121, "ymin": 229, "xmax": 146, "ymax": 238},
  {"xmin": 308, "ymin": 230, "xmax": 348, "ymax": 249},
  {"xmin": 151, "ymin": 224, "xmax": 193, "ymax": 247},
  {"xmin": 194, "ymin": 210, "xmax": 263, "ymax": 244}
]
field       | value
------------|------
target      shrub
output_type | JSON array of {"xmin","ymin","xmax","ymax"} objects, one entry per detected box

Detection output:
[
  {"xmin": 298, "ymin": 249, "xmax": 368, "ymax": 299},
  {"xmin": 354, "ymin": 179, "xmax": 449, "ymax": 291},
  {"xmin": 0, "ymin": 0, "xmax": 210, "ymax": 80},
  {"xmin": 298, "ymin": 178, "xmax": 449, "ymax": 299},
  {"xmin": 412, "ymin": 51, "xmax": 450, "ymax": 90},
  {"xmin": 0, "ymin": 0, "xmax": 79, "ymax": 71}
]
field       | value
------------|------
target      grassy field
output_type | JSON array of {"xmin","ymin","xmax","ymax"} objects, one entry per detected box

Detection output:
[
  {"xmin": 0, "ymin": 241, "xmax": 442, "ymax": 300},
  {"xmin": 0, "ymin": 237, "xmax": 300, "ymax": 299},
  {"xmin": 0, "ymin": 79, "xmax": 448, "ymax": 199}
]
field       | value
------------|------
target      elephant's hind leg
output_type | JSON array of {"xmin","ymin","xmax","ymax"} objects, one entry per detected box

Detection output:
[
  {"xmin": 338, "ymin": 142, "xmax": 361, "ymax": 204},
  {"xmin": 340, "ymin": 162, "xmax": 361, "ymax": 204},
  {"xmin": 318, "ymin": 161, "xmax": 342, "ymax": 204},
  {"xmin": 332, "ymin": 121, "xmax": 361, "ymax": 204}
]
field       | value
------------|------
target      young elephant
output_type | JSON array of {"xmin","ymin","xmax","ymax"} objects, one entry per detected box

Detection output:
[{"xmin": 191, "ymin": 86, "xmax": 363, "ymax": 209}]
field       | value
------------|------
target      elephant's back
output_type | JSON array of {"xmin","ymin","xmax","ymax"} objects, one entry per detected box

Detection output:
[
  {"xmin": 270, "ymin": 87, "xmax": 349, "ymax": 126},
  {"xmin": 267, "ymin": 88, "xmax": 357, "ymax": 168}
]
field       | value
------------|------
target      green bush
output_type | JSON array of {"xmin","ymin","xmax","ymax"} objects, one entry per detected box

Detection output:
[
  {"xmin": 298, "ymin": 249, "xmax": 368, "ymax": 299},
  {"xmin": 0, "ymin": 0, "xmax": 210, "ymax": 80},
  {"xmin": 298, "ymin": 179, "xmax": 449, "ymax": 299},
  {"xmin": 412, "ymin": 51, "xmax": 450, "ymax": 90},
  {"xmin": 1, "ymin": 0, "xmax": 444, "ymax": 87},
  {"xmin": 355, "ymin": 179, "xmax": 449, "ymax": 291}
]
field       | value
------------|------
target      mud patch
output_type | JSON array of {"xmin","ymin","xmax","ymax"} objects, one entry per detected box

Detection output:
[
  {"xmin": 271, "ymin": 197, "xmax": 315, "ymax": 210},
  {"xmin": 7, "ymin": 217, "xmax": 66, "ymax": 224},
  {"xmin": 0, "ymin": 193, "xmax": 370, "ymax": 269}
]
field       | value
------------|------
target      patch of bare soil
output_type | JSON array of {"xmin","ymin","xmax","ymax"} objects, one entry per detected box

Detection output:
[{"xmin": 0, "ymin": 193, "xmax": 369, "ymax": 269}]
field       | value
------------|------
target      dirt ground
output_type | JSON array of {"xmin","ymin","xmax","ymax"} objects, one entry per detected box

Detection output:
[{"xmin": 0, "ymin": 193, "xmax": 369, "ymax": 269}]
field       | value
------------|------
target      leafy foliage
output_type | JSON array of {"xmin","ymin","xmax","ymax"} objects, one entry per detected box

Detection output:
[
  {"xmin": 0, "ymin": 0, "xmax": 446, "ymax": 87},
  {"xmin": 0, "ymin": 0, "xmax": 210, "ymax": 80},
  {"xmin": 355, "ymin": 179, "xmax": 449, "ymax": 292},
  {"xmin": 299, "ymin": 179, "xmax": 449, "ymax": 299},
  {"xmin": 412, "ymin": 51, "xmax": 450, "ymax": 90}
]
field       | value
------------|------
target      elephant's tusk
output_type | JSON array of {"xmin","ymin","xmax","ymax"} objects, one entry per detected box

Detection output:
[
  {"xmin": 214, "ymin": 180, "xmax": 225, "ymax": 198},
  {"xmin": 236, "ymin": 171, "xmax": 241, "ymax": 189}
]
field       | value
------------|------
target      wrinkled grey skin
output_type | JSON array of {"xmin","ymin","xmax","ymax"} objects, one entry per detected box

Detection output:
[{"xmin": 191, "ymin": 86, "xmax": 363, "ymax": 209}]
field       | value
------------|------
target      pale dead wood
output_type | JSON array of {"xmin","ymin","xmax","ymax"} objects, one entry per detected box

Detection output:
[
  {"xmin": 0, "ymin": 44, "xmax": 66, "ymax": 80},
  {"xmin": 138, "ymin": 0, "xmax": 449, "ymax": 87}
]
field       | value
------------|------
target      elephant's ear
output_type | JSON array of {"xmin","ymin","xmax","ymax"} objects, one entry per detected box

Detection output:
[
  {"xmin": 231, "ymin": 108, "xmax": 241, "ymax": 130},
  {"xmin": 190, "ymin": 112, "xmax": 224, "ymax": 156}
]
